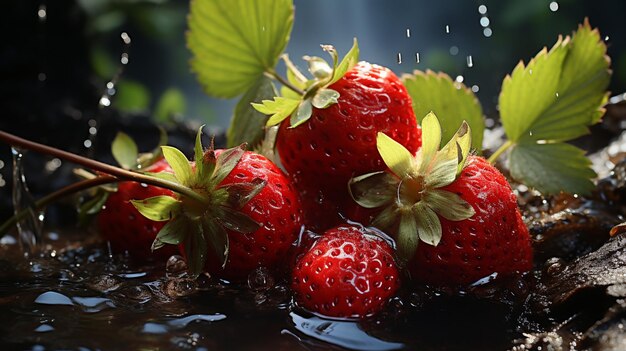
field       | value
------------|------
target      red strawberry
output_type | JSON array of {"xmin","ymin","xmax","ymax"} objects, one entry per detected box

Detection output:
[
  {"xmin": 409, "ymin": 156, "xmax": 532, "ymax": 286},
  {"xmin": 277, "ymin": 61, "xmax": 422, "ymax": 194},
  {"xmin": 131, "ymin": 130, "xmax": 303, "ymax": 280},
  {"xmin": 291, "ymin": 225, "xmax": 400, "ymax": 318},
  {"xmin": 203, "ymin": 150, "xmax": 303, "ymax": 280},
  {"xmin": 349, "ymin": 113, "xmax": 532, "ymax": 288},
  {"xmin": 98, "ymin": 158, "xmax": 178, "ymax": 260}
]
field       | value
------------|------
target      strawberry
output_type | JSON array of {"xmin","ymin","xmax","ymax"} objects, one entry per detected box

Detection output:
[
  {"xmin": 291, "ymin": 225, "xmax": 400, "ymax": 318},
  {"xmin": 131, "ymin": 129, "xmax": 302, "ymax": 280},
  {"xmin": 253, "ymin": 42, "xmax": 421, "ymax": 231},
  {"xmin": 98, "ymin": 158, "xmax": 178, "ymax": 260},
  {"xmin": 276, "ymin": 61, "xmax": 422, "ymax": 193},
  {"xmin": 349, "ymin": 113, "xmax": 533, "ymax": 288}
]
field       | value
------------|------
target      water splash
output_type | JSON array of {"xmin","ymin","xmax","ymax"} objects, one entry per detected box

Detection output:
[
  {"xmin": 415, "ymin": 52, "xmax": 420, "ymax": 63},
  {"xmin": 466, "ymin": 55, "xmax": 474, "ymax": 67},
  {"xmin": 396, "ymin": 52, "xmax": 402, "ymax": 64},
  {"xmin": 11, "ymin": 147, "xmax": 44, "ymax": 256}
]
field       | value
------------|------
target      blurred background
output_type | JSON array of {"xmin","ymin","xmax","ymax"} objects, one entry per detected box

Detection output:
[{"xmin": 0, "ymin": 0, "xmax": 625, "ymax": 220}]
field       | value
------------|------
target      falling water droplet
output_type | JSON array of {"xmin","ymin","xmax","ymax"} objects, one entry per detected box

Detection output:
[
  {"xmin": 480, "ymin": 17, "xmax": 490, "ymax": 27},
  {"xmin": 120, "ymin": 53, "xmax": 129, "ymax": 65},
  {"xmin": 478, "ymin": 5, "xmax": 487, "ymax": 14},
  {"xmin": 415, "ymin": 52, "xmax": 420, "ymax": 63},
  {"xmin": 445, "ymin": 25, "xmax": 450, "ymax": 34},
  {"xmin": 483, "ymin": 28, "xmax": 493, "ymax": 37},
  {"xmin": 549, "ymin": 1, "xmax": 559, "ymax": 12},
  {"xmin": 455, "ymin": 75, "xmax": 464, "ymax": 83},
  {"xmin": 466, "ymin": 55, "xmax": 474, "ymax": 68},
  {"xmin": 471, "ymin": 85, "xmax": 479, "ymax": 93},
  {"xmin": 84, "ymin": 140, "xmax": 92, "ymax": 148},
  {"xmin": 449, "ymin": 46, "xmax": 459, "ymax": 56},
  {"xmin": 605, "ymin": 35, "xmax": 610, "ymax": 42},
  {"xmin": 37, "ymin": 73, "xmax": 46, "ymax": 82},
  {"xmin": 99, "ymin": 96, "xmax": 111, "ymax": 107},
  {"xmin": 406, "ymin": 28, "xmax": 411, "ymax": 38},
  {"xmin": 397, "ymin": 53, "xmax": 402, "ymax": 64},
  {"xmin": 37, "ymin": 5, "xmax": 47, "ymax": 21},
  {"xmin": 11, "ymin": 147, "xmax": 44, "ymax": 256},
  {"xmin": 120, "ymin": 32, "xmax": 131, "ymax": 44}
]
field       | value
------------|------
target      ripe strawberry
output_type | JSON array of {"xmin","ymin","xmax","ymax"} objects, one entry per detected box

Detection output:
[
  {"xmin": 349, "ymin": 113, "xmax": 533, "ymax": 288},
  {"xmin": 291, "ymin": 225, "xmax": 400, "ymax": 318},
  {"xmin": 277, "ymin": 61, "xmax": 422, "ymax": 193},
  {"xmin": 98, "ymin": 159, "xmax": 178, "ymax": 261},
  {"xmin": 203, "ymin": 150, "xmax": 303, "ymax": 280},
  {"xmin": 132, "ymin": 130, "xmax": 302, "ymax": 280}
]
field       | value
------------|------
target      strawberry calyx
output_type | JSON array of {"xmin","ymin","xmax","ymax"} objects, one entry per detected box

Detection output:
[
  {"xmin": 131, "ymin": 128, "xmax": 266, "ymax": 277},
  {"xmin": 252, "ymin": 38, "xmax": 360, "ymax": 128},
  {"xmin": 348, "ymin": 112, "xmax": 475, "ymax": 262}
]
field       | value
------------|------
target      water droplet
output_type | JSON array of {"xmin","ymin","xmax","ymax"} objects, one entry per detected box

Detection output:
[
  {"xmin": 455, "ymin": 75, "xmax": 464, "ymax": 83},
  {"xmin": 449, "ymin": 46, "xmax": 459, "ymax": 56},
  {"xmin": 480, "ymin": 17, "xmax": 490, "ymax": 27},
  {"xmin": 445, "ymin": 25, "xmax": 450, "ymax": 34},
  {"xmin": 166, "ymin": 255, "xmax": 188, "ymax": 278},
  {"xmin": 120, "ymin": 32, "xmax": 131, "ymax": 44},
  {"xmin": 106, "ymin": 81, "xmax": 114, "ymax": 89},
  {"xmin": 415, "ymin": 52, "xmax": 420, "ymax": 63},
  {"xmin": 88, "ymin": 127, "xmax": 97, "ymax": 135},
  {"xmin": 88, "ymin": 119, "xmax": 97, "ymax": 127},
  {"xmin": 605, "ymin": 35, "xmax": 610, "ymax": 42},
  {"xmin": 555, "ymin": 92, "xmax": 560, "ymax": 98},
  {"xmin": 35, "ymin": 324, "xmax": 54, "ymax": 333},
  {"xmin": 471, "ymin": 85, "xmax": 480, "ymax": 93},
  {"xmin": 406, "ymin": 28, "xmax": 411, "ymax": 38},
  {"xmin": 466, "ymin": 55, "xmax": 474, "ymax": 67},
  {"xmin": 478, "ymin": 5, "xmax": 487, "ymax": 14},
  {"xmin": 35, "ymin": 291, "xmax": 74, "ymax": 306},
  {"xmin": 247, "ymin": 266, "xmax": 275, "ymax": 291},
  {"xmin": 44, "ymin": 158, "xmax": 62, "ymax": 173},
  {"xmin": 549, "ymin": 1, "xmax": 559, "ymax": 12},
  {"xmin": 83, "ymin": 140, "xmax": 92, "ymax": 148},
  {"xmin": 37, "ymin": 5, "xmax": 47, "ymax": 21},
  {"xmin": 37, "ymin": 73, "xmax": 46, "ymax": 82},
  {"xmin": 529, "ymin": 69, "xmax": 533, "ymax": 75},
  {"xmin": 120, "ymin": 53, "xmax": 129, "ymax": 65},
  {"xmin": 483, "ymin": 27, "xmax": 493, "ymax": 37},
  {"xmin": 396, "ymin": 52, "xmax": 402, "ymax": 64},
  {"xmin": 12, "ymin": 147, "xmax": 43, "ymax": 255},
  {"xmin": 99, "ymin": 96, "xmax": 111, "ymax": 107}
]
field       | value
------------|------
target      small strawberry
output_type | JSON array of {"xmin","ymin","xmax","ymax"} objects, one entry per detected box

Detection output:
[
  {"xmin": 349, "ymin": 113, "xmax": 533, "ymax": 287},
  {"xmin": 96, "ymin": 131, "xmax": 177, "ymax": 260},
  {"xmin": 253, "ymin": 41, "xmax": 421, "ymax": 230},
  {"xmin": 291, "ymin": 225, "xmax": 400, "ymax": 318},
  {"xmin": 98, "ymin": 158, "xmax": 178, "ymax": 260},
  {"xmin": 132, "ymin": 129, "xmax": 303, "ymax": 280}
]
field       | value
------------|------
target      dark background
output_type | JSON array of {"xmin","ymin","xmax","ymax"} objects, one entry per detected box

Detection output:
[{"xmin": 0, "ymin": 0, "xmax": 625, "ymax": 219}]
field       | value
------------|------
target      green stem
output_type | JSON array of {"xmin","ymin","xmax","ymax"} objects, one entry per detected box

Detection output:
[
  {"xmin": 265, "ymin": 70, "xmax": 305, "ymax": 96},
  {"xmin": 487, "ymin": 140, "xmax": 514, "ymax": 164},
  {"xmin": 0, "ymin": 130, "xmax": 209, "ymax": 204},
  {"xmin": 0, "ymin": 175, "xmax": 118, "ymax": 236}
]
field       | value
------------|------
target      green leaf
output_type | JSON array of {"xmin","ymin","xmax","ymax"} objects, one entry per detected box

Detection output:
[
  {"xmin": 202, "ymin": 218, "xmax": 229, "ymax": 269},
  {"xmin": 311, "ymin": 89, "xmax": 339, "ymax": 109},
  {"xmin": 328, "ymin": 38, "xmax": 359, "ymax": 85},
  {"xmin": 131, "ymin": 195, "xmax": 181, "ymax": 222},
  {"xmin": 413, "ymin": 202, "xmax": 442, "ymax": 246},
  {"xmin": 161, "ymin": 146, "xmax": 193, "ymax": 185},
  {"xmin": 305, "ymin": 56, "xmax": 333, "ymax": 80},
  {"xmin": 424, "ymin": 158, "xmax": 458, "ymax": 189},
  {"xmin": 289, "ymin": 99, "xmax": 313, "ymax": 128},
  {"xmin": 520, "ymin": 21, "xmax": 611, "ymax": 142},
  {"xmin": 348, "ymin": 171, "xmax": 398, "ymax": 209},
  {"xmin": 253, "ymin": 96, "xmax": 300, "ymax": 126},
  {"xmin": 113, "ymin": 80, "xmax": 151, "ymax": 112},
  {"xmin": 422, "ymin": 189, "xmax": 474, "ymax": 221},
  {"xmin": 418, "ymin": 112, "xmax": 442, "ymax": 173},
  {"xmin": 402, "ymin": 70, "xmax": 484, "ymax": 150},
  {"xmin": 376, "ymin": 132, "xmax": 415, "ymax": 179},
  {"xmin": 194, "ymin": 126, "xmax": 206, "ymax": 182},
  {"xmin": 187, "ymin": 0, "xmax": 294, "ymax": 98},
  {"xmin": 211, "ymin": 145, "xmax": 246, "ymax": 186},
  {"xmin": 499, "ymin": 38, "xmax": 569, "ymax": 142},
  {"xmin": 218, "ymin": 207, "xmax": 261, "ymax": 234},
  {"xmin": 439, "ymin": 122, "xmax": 471, "ymax": 176},
  {"xmin": 111, "ymin": 132, "xmax": 139, "ymax": 170},
  {"xmin": 509, "ymin": 142, "xmax": 596, "ymax": 195},
  {"xmin": 222, "ymin": 178, "xmax": 266, "ymax": 209},
  {"xmin": 154, "ymin": 88, "xmax": 186, "ymax": 123},
  {"xmin": 153, "ymin": 216, "xmax": 188, "ymax": 250},
  {"xmin": 186, "ymin": 221, "xmax": 210, "ymax": 277},
  {"xmin": 228, "ymin": 76, "xmax": 277, "ymax": 148},
  {"xmin": 144, "ymin": 171, "xmax": 178, "ymax": 183},
  {"xmin": 78, "ymin": 189, "xmax": 109, "ymax": 226},
  {"xmin": 397, "ymin": 212, "xmax": 419, "ymax": 262}
]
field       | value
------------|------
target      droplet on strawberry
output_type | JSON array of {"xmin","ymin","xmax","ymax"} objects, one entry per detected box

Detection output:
[
  {"xmin": 349, "ymin": 113, "xmax": 533, "ymax": 288},
  {"xmin": 291, "ymin": 225, "xmax": 400, "ymax": 319}
]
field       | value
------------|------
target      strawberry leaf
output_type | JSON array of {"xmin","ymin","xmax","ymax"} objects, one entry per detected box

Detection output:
[
  {"xmin": 402, "ymin": 70, "xmax": 484, "ymax": 150},
  {"xmin": 211, "ymin": 145, "xmax": 246, "ymax": 186},
  {"xmin": 161, "ymin": 146, "xmax": 193, "ymax": 185},
  {"xmin": 311, "ymin": 89, "xmax": 339, "ymax": 109},
  {"xmin": 509, "ymin": 142, "xmax": 596, "ymax": 195},
  {"xmin": 77, "ymin": 189, "xmax": 109, "ymax": 226},
  {"xmin": 253, "ymin": 97, "xmax": 300, "ymax": 126},
  {"xmin": 222, "ymin": 178, "xmax": 266, "ymax": 209},
  {"xmin": 187, "ymin": 0, "xmax": 294, "ymax": 98},
  {"xmin": 499, "ymin": 20, "xmax": 610, "ymax": 195},
  {"xmin": 398, "ymin": 212, "xmax": 419, "ymax": 262},
  {"xmin": 152, "ymin": 216, "xmax": 188, "ymax": 250},
  {"xmin": 186, "ymin": 222, "xmax": 209, "ymax": 277},
  {"xmin": 111, "ymin": 132, "xmax": 139, "ymax": 170},
  {"xmin": 202, "ymin": 218, "xmax": 229, "ymax": 269},
  {"xmin": 144, "ymin": 171, "xmax": 178, "ymax": 183},
  {"xmin": 414, "ymin": 202, "xmax": 442, "ymax": 246},
  {"xmin": 422, "ymin": 190, "xmax": 474, "ymax": 221},
  {"xmin": 227, "ymin": 76, "xmax": 277, "ymax": 148},
  {"xmin": 418, "ymin": 112, "xmax": 443, "ymax": 173},
  {"xmin": 289, "ymin": 99, "xmax": 313, "ymax": 128},
  {"xmin": 376, "ymin": 133, "xmax": 415, "ymax": 179},
  {"xmin": 194, "ymin": 126, "xmax": 206, "ymax": 181},
  {"xmin": 130, "ymin": 195, "xmax": 181, "ymax": 222},
  {"xmin": 218, "ymin": 208, "xmax": 261, "ymax": 234},
  {"xmin": 305, "ymin": 56, "xmax": 333, "ymax": 80},
  {"xmin": 348, "ymin": 171, "xmax": 397, "ymax": 209},
  {"xmin": 328, "ymin": 38, "xmax": 359, "ymax": 86}
]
